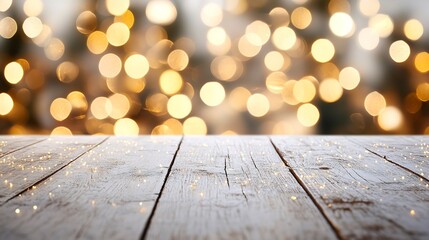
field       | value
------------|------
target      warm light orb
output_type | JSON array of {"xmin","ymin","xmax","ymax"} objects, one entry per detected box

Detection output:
[
  {"xmin": 183, "ymin": 117, "xmax": 207, "ymax": 135},
  {"xmin": 76, "ymin": 11, "xmax": 97, "ymax": 34},
  {"xmin": 229, "ymin": 87, "xmax": 251, "ymax": 111},
  {"xmin": 114, "ymin": 10, "xmax": 135, "ymax": 29},
  {"xmin": 87, "ymin": 31, "xmax": 108, "ymax": 54},
  {"xmin": 377, "ymin": 106, "xmax": 403, "ymax": 131},
  {"xmin": 124, "ymin": 54, "xmax": 149, "ymax": 79},
  {"xmin": 266, "ymin": 72, "xmax": 287, "ymax": 94},
  {"xmin": 329, "ymin": 12, "xmax": 355, "ymax": 37},
  {"xmin": 50, "ymin": 98, "xmax": 72, "ymax": 121},
  {"xmin": 44, "ymin": 38, "xmax": 65, "ymax": 61},
  {"xmin": 297, "ymin": 103, "xmax": 319, "ymax": 127},
  {"xmin": 359, "ymin": 0, "xmax": 380, "ymax": 16},
  {"xmin": 146, "ymin": 0, "xmax": 177, "ymax": 26},
  {"xmin": 272, "ymin": 26, "xmax": 296, "ymax": 51},
  {"xmin": 319, "ymin": 78, "xmax": 343, "ymax": 103},
  {"xmin": 4, "ymin": 62, "xmax": 24, "ymax": 84},
  {"xmin": 23, "ymin": 17, "xmax": 43, "ymax": 38},
  {"xmin": 106, "ymin": 22, "xmax": 130, "ymax": 47},
  {"xmin": 51, "ymin": 126, "xmax": 72, "ymax": 135},
  {"xmin": 311, "ymin": 39, "xmax": 335, "ymax": 63},
  {"xmin": 247, "ymin": 93, "xmax": 270, "ymax": 117},
  {"xmin": 416, "ymin": 83, "xmax": 429, "ymax": 102},
  {"xmin": 200, "ymin": 81, "xmax": 225, "ymax": 107},
  {"xmin": 106, "ymin": 0, "xmax": 129, "ymax": 16},
  {"xmin": 0, "ymin": 17, "xmax": 18, "ymax": 39},
  {"xmin": 245, "ymin": 20, "xmax": 271, "ymax": 46},
  {"xmin": 0, "ymin": 93, "xmax": 13, "ymax": 115},
  {"xmin": 339, "ymin": 67, "xmax": 360, "ymax": 90},
  {"xmin": 364, "ymin": 91, "xmax": 386, "ymax": 116},
  {"xmin": 358, "ymin": 27, "xmax": 379, "ymax": 50},
  {"xmin": 389, "ymin": 40, "xmax": 410, "ymax": 63},
  {"xmin": 238, "ymin": 35, "xmax": 261, "ymax": 58},
  {"xmin": 293, "ymin": 79, "xmax": 316, "ymax": 103},
  {"xmin": 201, "ymin": 3, "xmax": 223, "ymax": 27},
  {"xmin": 114, "ymin": 118, "xmax": 139, "ymax": 136},
  {"xmin": 167, "ymin": 94, "xmax": 192, "ymax": 119},
  {"xmin": 404, "ymin": 19, "xmax": 424, "ymax": 41},
  {"xmin": 415, "ymin": 52, "xmax": 429, "ymax": 73},
  {"xmin": 264, "ymin": 51, "xmax": 284, "ymax": 71},
  {"xmin": 167, "ymin": 49, "xmax": 189, "ymax": 71},
  {"xmin": 159, "ymin": 70, "xmax": 183, "ymax": 95},
  {"xmin": 56, "ymin": 61, "xmax": 79, "ymax": 83},
  {"xmin": 291, "ymin": 7, "xmax": 312, "ymax": 30},
  {"xmin": 0, "ymin": 0, "xmax": 12, "ymax": 12},
  {"xmin": 108, "ymin": 93, "xmax": 130, "ymax": 119},
  {"xmin": 99, "ymin": 53, "xmax": 122, "ymax": 78},
  {"xmin": 91, "ymin": 97, "xmax": 112, "ymax": 119},
  {"xmin": 23, "ymin": 0, "xmax": 43, "ymax": 17},
  {"xmin": 67, "ymin": 91, "xmax": 88, "ymax": 112},
  {"xmin": 369, "ymin": 14, "xmax": 394, "ymax": 38}
]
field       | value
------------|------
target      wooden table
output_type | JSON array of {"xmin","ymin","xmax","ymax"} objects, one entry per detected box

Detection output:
[{"xmin": 0, "ymin": 136, "xmax": 428, "ymax": 240}]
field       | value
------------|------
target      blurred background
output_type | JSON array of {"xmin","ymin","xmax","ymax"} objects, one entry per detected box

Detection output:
[{"xmin": 0, "ymin": 0, "xmax": 428, "ymax": 135}]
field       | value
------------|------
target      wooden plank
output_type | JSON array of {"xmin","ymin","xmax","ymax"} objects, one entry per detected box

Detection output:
[
  {"xmin": 146, "ymin": 136, "xmax": 337, "ymax": 239},
  {"xmin": 271, "ymin": 136, "xmax": 429, "ymax": 240},
  {"xmin": 349, "ymin": 136, "xmax": 429, "ymax": 181},
  {"xmin": 0, "ymin": 136, "xmax": 181, "ymax": 240},
  {"xmin": 0, "ymin": 136, "xmax": 46, "ymax": 158},
  {"xmin": 0, "ymin": 136, "xmax": 106, "ymax": 205}
]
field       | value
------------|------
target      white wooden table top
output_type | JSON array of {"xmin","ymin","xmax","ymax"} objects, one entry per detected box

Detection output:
[{"xmin": 0, "ymin": 136, "xmax": 428, "ymax": 240}]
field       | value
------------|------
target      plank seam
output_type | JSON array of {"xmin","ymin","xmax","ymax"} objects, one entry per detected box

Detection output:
[
  {"xmin": 345, "ymin": 137, "xmax": 429, "ymax": 183},
  {"xmin": 0, "ymin": 137, "xmax": 109, "ymax": 206},
  {"xmin": 364, "ymin": 147, "xmax": 429, "ymax": 182},
  {"xmin": 140, "ymin": 136, "xmax": 184, "ymax": 240},
  {"xmin": 0, "ymin": 138, "xmax": 47, "ymax": 158},
  {"xmin": 269, "ymin": 137, "xmax": 344, "ymax": 240}
]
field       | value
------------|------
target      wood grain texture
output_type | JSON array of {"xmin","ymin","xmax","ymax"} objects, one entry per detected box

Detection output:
[
  {"xmin": 348, "ymin": 136, "xmax": 429, "ymax": 181},
  {"xmin": 0, "ymin": 136, "xmax": 106, "ymax": 205},
  {"xmin": 146, "ymin": 136, "xmax": 337, "ymax": 240},
  {"xmin": 0, "ymin": 136, "xmax": 45, "ymax": 158},
  {"xmin": 0, "ymin": 136, "xmax": 181, "ymax": 240},
  {"xmin": 271, "ymin": 136, "xmax": 429, "ymax": 240}
]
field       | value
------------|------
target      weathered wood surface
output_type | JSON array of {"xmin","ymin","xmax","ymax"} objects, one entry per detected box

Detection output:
[
  {"xmin": 0, "ymin": 136, "xmax": 106, "ymax": 205},
  {"xmin": 0, "ymin": 136, "xmax": 181, "ymax": 240},
  {"xmin": 146, "ymin": 136, "xmax": 337, "ymax": 239},
  {"xmin": 349, "ymin": 136, "xmax": 429, "ymax": 181},
  {"xmin": 0, "ymin": 136, "xmax": 45, "ymax": 158},
  {"xmin": 271, "ymin": 136, "xmax": 429, "ymax": 240},
  {"xmin": 0, "ymin": 136, "xmax": 428, "ymax": 240}
]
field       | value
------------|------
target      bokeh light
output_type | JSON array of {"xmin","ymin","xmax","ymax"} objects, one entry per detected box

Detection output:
[
  {"xmin": 50, "ymin": 98, "xmax": 72, "ymax": 121},
  {"xmin": 124, "ymin": 54, "xmax": 149, "ymax": 79},
  {"xmin": 114, "ymin": 118, "xmax": 139, "ymax": 136},
  {"xmin": 247, "ymin": 94, "xmax": 270, "ymax": 117},
  {"xmin": 167, "ymin": 94, "xmax": 192, "ymax": 119},
  {"xmin": 364, "ymin": 91, "xmax": 386, "ymax": 116},
  {"xmin": 0, "ymin": 0, "xmax": 428, "ymax": 135},
  {"xmin": 4, "ymin": 62, "xmax": 24, "ymax": 84},
  {"xmin": 389, "ymin": 40, "xmax": 410, "ymax": 63},
  {"xmin": 159, "ymin": 70, "xmax": 183, "ymax": 95},
  {"xmin": 99, "ymin": 53, "xmax": 122, "ymax": 78},
  {"xmin": 377, "ymin": 106, "xmax": 403, "ymax": 131},
  {"xmin": 146, "ymin": 0, "xmax": 177, "ymax": 26},
  {"xmin": 329, "ymin": 12, "xmax": 355, "ymax": 37},
  {"xmin": 0, "ymin": 93, "xmax": 13, "ymax": 115},
  {"xmin": 297, "ymin": 103, "xmax": 319, "ymax": 127},
  {"xmin": 183, "ymin": 117, "xmax": 207, "ymax": 135},
  {"xmin": 200, "ymin": 81, "xmax": 225, "ymax": 107},
  {"xmin": 0, "ymin": 17, "xmax": 17, "ymax": 39},
  {"xmin": 311, "ymin": 39, "xmax": 335, "ymax": 63}
]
